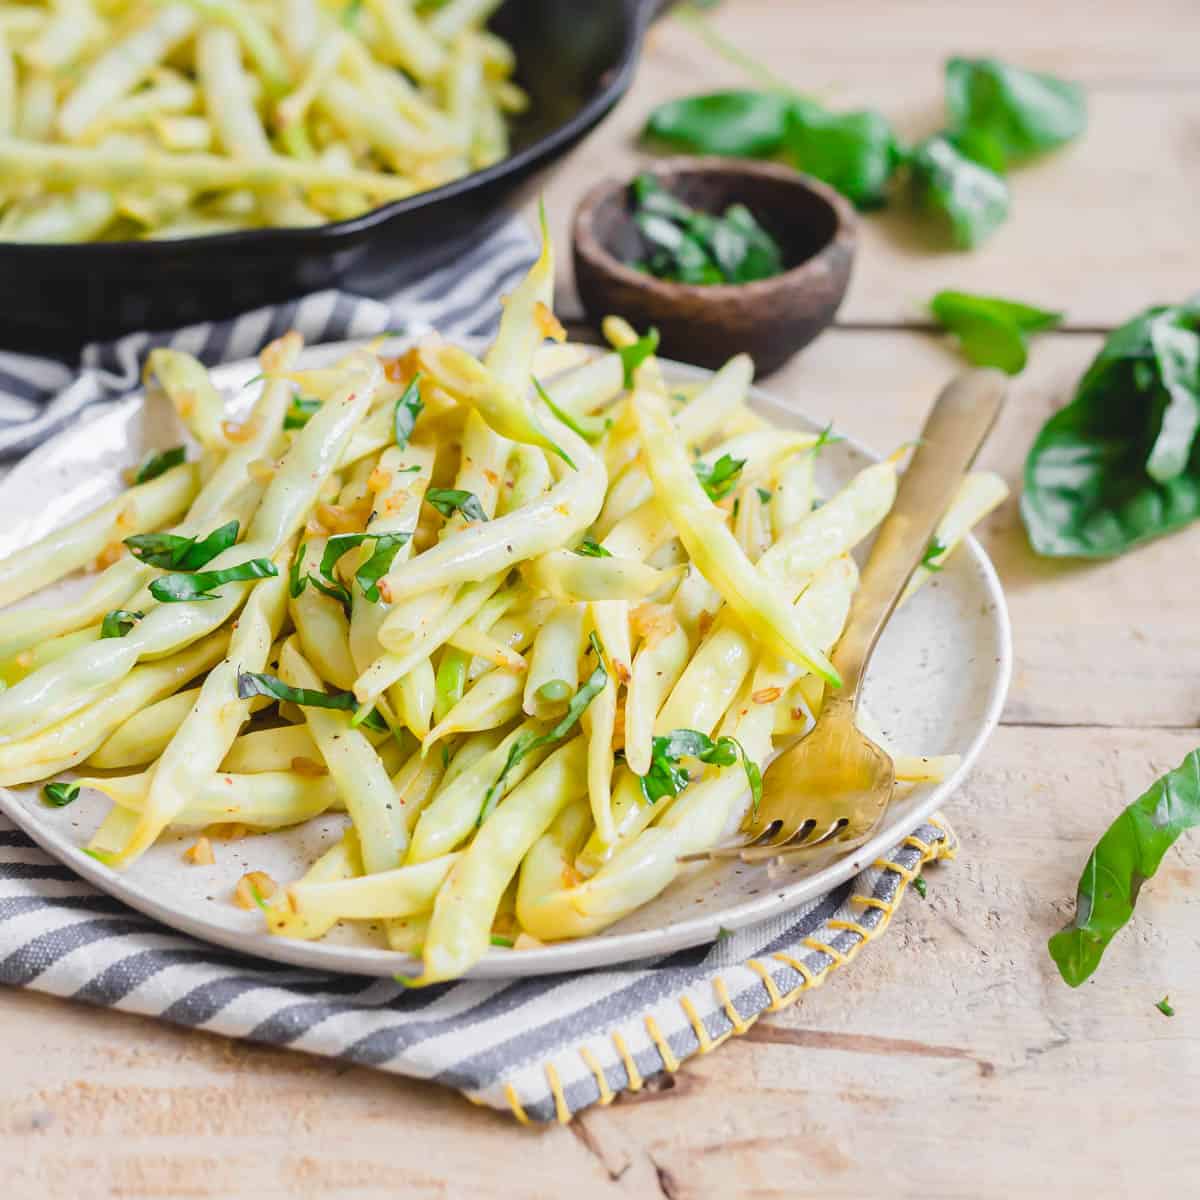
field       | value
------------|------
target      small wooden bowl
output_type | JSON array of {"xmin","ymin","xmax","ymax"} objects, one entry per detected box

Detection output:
[{"xmin": 573, "ymin": 158, "xmax": 857, "ymax": 377}]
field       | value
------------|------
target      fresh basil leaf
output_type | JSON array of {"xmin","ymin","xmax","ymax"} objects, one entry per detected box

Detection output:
[
  {"xmin": 574, "ymin": 538, "xmax": 612, "ymax": 558},
  {"xmin": 910, "ymin": 135, "xmax": 1010, "ymax": 249},
  {"xmin": 101, "ymin": 609, "xmax": 143, "ymax": 638},
  {"xmin": 755, "ymin": 487, "xmax": 772, "ymax": 504},
  {"xmin": 43, "ymin": 781, "xmax": 80, "ymax": 807},
  {"xmin": 920, "ymin": 538, "xmax": 947, "ymax": 571},
  {"xmin": 617, "ymin": 328, "xmax": 660, "ymax": 389},
  {"xmin": 639, "ymin": 728, "xmax": 761, "ymax": 812},
  {"xmin": 712, "ymin": 203, "xmax": 783, "ymax": 282},
  {"xmin": 490, "ymin": 934, "xmax": 515, "ymax": 948},
  {"xmin": 644, "ymin": 89, "xmax": 794, "ymax": 158},
  {"xmin": 283, "ymin": 395, "xmax": 321, "ymax": 430},
  {"xmin": 124, "ymin": 520, "xmax": 239, "ymax": 570},
  {"xmin": 310, "ymin": 572, "xmax": 353, "ymax": 614},
  {"xmin": 945, "ymin": 57, "xmax": 1086, "ymax": 171},
  {"xmin": 913, "ymin": 875, "xmax": 928, "ymax": 899},
  {"xmin": 532, "ymin": 377, "xmax": 608, "ymax": 443},
  {"xmin": 1156, "ymin": 996, "xmax": 1175, "ymax": 1018},
  {"xmin": 426, "ymin": 488, "xmax": 487, "ymax": 523},
  {"xmin": 694, "ymin": 453, "xmax": 746, "ymax": 501},
  {"xmin": 784, "ymin": 100, "xmax": 903, "ymax": 209},
  {"xmin": 237, "ymin": 669, "xmax": 357, "ymax": 713},
  {"xmin": 393, "ymin": 376, "xmax": 423, "ymax": 449},
  {"xmin": 479, "ymin": 633, "xmax": 608, "ymax": 823},
  {"xmin": 1021, "ymin": 302, "xmax": 1200, "ymax": 558},
  {"xmin": 133, "ymin": 445, "xmax": 186, "ymax": 485},
  {"xmin": 319, "ymin": 529, "xmax": 414, "ymax": 603},
  {"xmin": 289, "ymin": 541, "xmax": 308, "ymax": 598},
  {"xmin": 930, "ymin": 289, "xmax": 1063, "ymax": 374},
  {"xmin": 150, "ymin": 558, "xmax": 277, "ymax": 602},
  {"xmin": 1049, "ymin": 747, "xmax": 1200, "ymax": 987},
  {"xmin": 355, "ymin": 532, "xmax": 413, "ymax": 602},
  {"xmin": 632, "ymin": 172, "xmax": 692, "ymax": 222},
  {"xmin": 811, "ymin": 422, "xmax": 844, "ymax": 454}
]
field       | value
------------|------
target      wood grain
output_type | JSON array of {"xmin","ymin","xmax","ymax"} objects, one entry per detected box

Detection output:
[{"xmin": 6, "ymin": 3, "xmax": 1200, "ymax": 1196}]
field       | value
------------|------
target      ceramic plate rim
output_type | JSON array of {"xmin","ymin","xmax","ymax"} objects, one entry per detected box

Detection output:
[{"xmin": 0, "ymin": 342, "xmax": 1012, "ymax": 977}]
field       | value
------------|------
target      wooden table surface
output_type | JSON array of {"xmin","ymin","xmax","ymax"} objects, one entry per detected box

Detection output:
[{"xmin": 4, "ymin": 3, "xmax": 1199, "ymax": 1196}]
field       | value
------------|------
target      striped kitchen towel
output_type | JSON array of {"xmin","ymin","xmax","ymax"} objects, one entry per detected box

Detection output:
[
  {"xmin": 0, "ymin": 812, "xmax": 957, "ymax": 1122},
  {"xmin": 0, "ymin": 215, "xmax": 538, "ymax": 459}
]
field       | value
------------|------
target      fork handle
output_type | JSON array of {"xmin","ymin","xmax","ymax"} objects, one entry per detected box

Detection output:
[{"xmin": 829, "ymin": 368, "xmax": 1007, "ymax": 704}]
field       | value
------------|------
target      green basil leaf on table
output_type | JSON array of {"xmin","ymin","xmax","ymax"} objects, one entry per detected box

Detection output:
[
  {"xmin": 124, "ymin": 520, "xmax": 240, "ymax": 570},
  {"xmin": 149, "ymin": 558, "xmax": 277, "ymax": 602},
  {"xmin": 425, "ymin": 488, "xmax": 487, "ymax": 523},
  {"xmin": 477, "ymin": 633, "xmax": 608, "ymax": 824},
  {"xmin": 132, "ymin": 445, "xmax": 186, "ymax": 485},
  {"xmin": 643, "ymin": 89, "xmax": 794, "ymax": 158},
  {"xmin": 694, "ymin": 453, "xmax": 746, "ymax": 501},
  {"xmin": 1156, "ymin": 996, "xmax": 1176, "ymax": 1018},
  {"xmin": 1048, "ymin": 748, "xmax": 1200, "ymax": 987},
  {"xmin": 945, "ymin": 57, "xmax": 1086, "ymax": 171},
  {"xmin": 909, "ymin": 135, "xmax": 1010, "ymax": 249},
  {"xmin": 930, "ymin": 290, "xmax": 1063, "ymax": 374},
  {"xmin": 784, "ymin": 100, "xmax": 903, "ymax": 210},
  {"xmin": 100, "ymin": 609, "xmax": 144, "ymax": 638},
  {"xmin": 393, "ymin": 376, "xmax": 424, "ymax": 449},
  {"xmin": 1021, "ymin": 302, "xmax": 1200, "ymax": 558}
]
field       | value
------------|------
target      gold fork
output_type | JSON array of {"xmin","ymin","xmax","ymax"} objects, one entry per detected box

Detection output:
[{"xmin": 691, "ymin": 368, "xmax": 1007, "ymax": 865}]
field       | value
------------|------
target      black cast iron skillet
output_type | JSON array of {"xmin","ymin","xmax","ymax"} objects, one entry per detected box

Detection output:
[{"xmin": 4, "ymin": 0, "xmax": 670, "ymax": 354}]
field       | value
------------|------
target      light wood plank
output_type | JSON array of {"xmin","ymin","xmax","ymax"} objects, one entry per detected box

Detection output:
[{"xmin": 2, "ymin": 727, "xmax": 1197, "ymax": 1198}]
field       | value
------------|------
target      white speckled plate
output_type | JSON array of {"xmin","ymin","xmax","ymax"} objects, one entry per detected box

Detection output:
[{"xmin": 0, "ymin": 341, "xmax": 1010, "ymax": 977}]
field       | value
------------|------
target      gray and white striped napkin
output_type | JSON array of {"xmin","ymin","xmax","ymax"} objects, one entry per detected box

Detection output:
[
  {"xmin": 0, "ymin": 213, "xmax": 958, "ymax": 1119},
  {"xmin": 0, "ymin": 813, "xmax": 955, "ymax": 1122}
]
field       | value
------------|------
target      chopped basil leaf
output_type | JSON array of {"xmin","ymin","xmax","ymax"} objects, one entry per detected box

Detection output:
[
  {"xmin": 913, "ymin": 875, "xmax": 928, "ymax": 899},
  {"xmin": 101, "ymin": 609, "xmax": 144, "ymax": 638},
  {"xmin": 921, "ymin": 538, "xmax": 947, "ymax": 572},
  {"xmin": 236, "ymin": 670, "xmax": 391, "ymax": 734},
  {"xmin": 426, "ymin": 488, "xmax": 487, "ymax": 523},
  {"xmin": 150, "ymin": 558, "xmax": 277, "ymax": 602},
  {"xmin": 694, "ymin": 453, "xmax": 746, "ymax": 501},
  {"xmin": 574, "ymin": 538, "xmax": 612, "ymax": 558},
  {"xmin": 811, "ymin": 423, "xmax": 845, "ymax": 454},
  {"xmin": 639, "ymin": 728, "xmax": 762, "ymax": 814},
  {"xmin": 289, "ymin": 541, "xmax": 308, "ymax": 598},
  {"xmin": 237, "ymin": 670, "xmax": 358, "ymax": 713},
  {"xmin": 319, "ymin": 530, "xmax": 414, "ymax": 603},
  {"xmin": 532, "ymin": 376, "xmax": 608, "ymax": 443},
  {"xmin": 283, "ymin": 395, "xmax": 322, "ymax": 430},
  {"xmin": 490, "ymin": 934, "xmax": 515, "ymax": 948},
  {"xmin": 755, "ymin": 487, "xmax": 772, "ymax": 504},
  {"xmin": 393, "ymin": 375, "xmax": 424, "ymax": 449},
  {"xmin": 125, "ymin": 520, "xmax": 239, "ymax": 570},
  {"xmin": 1156, "ymin": 996, "xmax": 1175, "ymax": 1018},
  {"xmin": 479, "ymin": 633, "xmax": 608, "ymax": 823},
  {"xmin": 133, "ymin": 445, "xmax": 186, "ymax": 485},
  {"xmin": 43, "ymin": 781, "xmax": 80, "ymax": 807},
  {"xmin": 309, "ymin": 572, "xmax": 353, "ymax": 614},
  {"xmin": 616, "ymin": 327, "xmax": 660, "ymax": 388}
]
